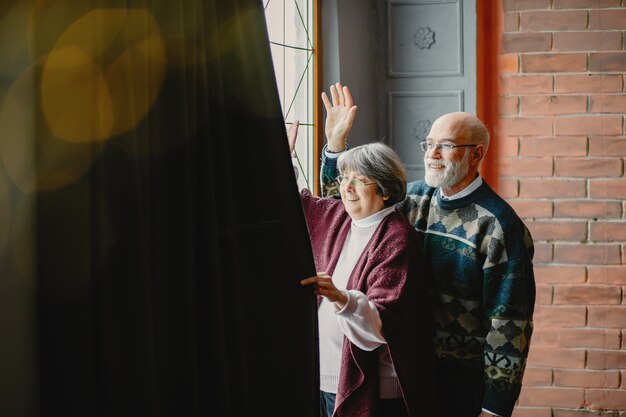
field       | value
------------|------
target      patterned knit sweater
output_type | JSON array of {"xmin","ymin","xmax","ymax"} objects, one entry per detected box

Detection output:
[{"xmin": 322, "ymin": 157, "xmax": 535, "ymax": 417}]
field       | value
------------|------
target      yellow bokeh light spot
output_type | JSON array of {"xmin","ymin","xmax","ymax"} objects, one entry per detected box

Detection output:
[
  {"xmin": 41, "ymin": 8, "xmax": 166, "ymax": 143},
  {"xmin": 42, "ymin": 46, "xmax": 115, "ymax": 143},
  {"xmin": 0, "ymin": 66, "xmax": 101, "ymax": 192}
]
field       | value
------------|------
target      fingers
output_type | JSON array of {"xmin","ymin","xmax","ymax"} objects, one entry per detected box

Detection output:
[
  {"xmin": 347, "ymin": 106, "xmax": 358, "ymax": 127},
  {"xmin": 286, "ymin": 120, "xmax": 299, "ymax": 151},
  {"xmin": 330, "ymin": 84, "xmax": 339, "ymax": 106},
  {"xmin": 321, "ymin": 91, "xmax": 331, "ymax": 111},
  {"xmin": 334, "ymin": 82, "xmax": 345, "ymax": 105},
  {"xmin": 300, "ymin": 273, "xmax": 331, "ymax": 286},
  {"xmin": 343, "ymin": 85, "xmax": 353, "ymax": 108}
]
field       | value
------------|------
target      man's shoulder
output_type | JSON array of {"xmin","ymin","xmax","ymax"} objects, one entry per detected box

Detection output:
[
  {"xmin": 474, "ymin": 183, "xmax": 524, "ymax": 223},
  {"xmin": 406, "ymin": 180, "xmax": 435, "ymax": 197}
]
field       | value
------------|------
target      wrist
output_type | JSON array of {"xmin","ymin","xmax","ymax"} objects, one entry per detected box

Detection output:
[{"xmin": 327, "ymin": 142, "xmax": 347, "ymax": 153}]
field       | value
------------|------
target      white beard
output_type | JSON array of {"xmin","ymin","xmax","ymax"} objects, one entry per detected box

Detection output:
[{"xmin": 424, "ymin": 153, "xmax": 469, "ymax": 190}]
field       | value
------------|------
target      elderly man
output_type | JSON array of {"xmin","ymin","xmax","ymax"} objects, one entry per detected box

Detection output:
[{"xmin": 319, "ymin": 83, "xmax": 535, "ymax": 417}]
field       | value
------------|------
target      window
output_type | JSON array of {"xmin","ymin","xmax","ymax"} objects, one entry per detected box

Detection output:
[{"xmin": 264, "ymin": 0, "xmax": 320, "ymax": 192}]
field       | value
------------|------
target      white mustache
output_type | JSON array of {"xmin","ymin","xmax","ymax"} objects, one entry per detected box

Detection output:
[{"xmin": 425, "ymin": 159, "xmax": 450, "ymax": 167}]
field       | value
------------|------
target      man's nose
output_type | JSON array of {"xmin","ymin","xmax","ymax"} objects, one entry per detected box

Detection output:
[{"xmin": 428, "ymin": 145, "xmax": 443, "ymax": 158}]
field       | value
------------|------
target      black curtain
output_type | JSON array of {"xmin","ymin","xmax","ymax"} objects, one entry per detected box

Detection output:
[{"xmin": 0, "ymin": 1, "xmax": 318, "ymax": 416}]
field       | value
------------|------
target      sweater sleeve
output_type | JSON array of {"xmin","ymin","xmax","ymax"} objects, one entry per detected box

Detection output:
[
  {"xmin": 320, "ymin": 145, "xmax": 342, "ymax": 197},
  {"xmin": 335, "ymin": 290, "xmax": 386, "ymax": 351},
  {"xmin": 481, "ymin": 228, "xmax": 535, "ymax": 417}
]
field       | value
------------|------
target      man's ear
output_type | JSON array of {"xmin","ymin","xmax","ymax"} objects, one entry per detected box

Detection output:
[{"xmin": 472, "ymin": 145, "xmax": 485, "ymax": 165}]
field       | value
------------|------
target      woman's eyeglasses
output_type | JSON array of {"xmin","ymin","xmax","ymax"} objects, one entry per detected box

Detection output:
[{"xmin": 336, "ymin": 175, "xmax": 377, "ymax": 189}]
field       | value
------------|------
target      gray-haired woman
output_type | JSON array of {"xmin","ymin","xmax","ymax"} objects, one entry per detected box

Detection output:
[{"xmin": 290, "ymin": 122, "xmax": 435, "ymax": 417}]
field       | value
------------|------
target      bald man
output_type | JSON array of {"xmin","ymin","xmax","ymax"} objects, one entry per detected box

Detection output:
[{"xmin": 319, "ymin": 83, "xmax": 535, "ymax": 417}]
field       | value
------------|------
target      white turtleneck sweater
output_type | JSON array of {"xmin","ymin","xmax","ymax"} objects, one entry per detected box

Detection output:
[{"xmin": 318, "ymin": 205, "xmax": 402, "ymax": 399}]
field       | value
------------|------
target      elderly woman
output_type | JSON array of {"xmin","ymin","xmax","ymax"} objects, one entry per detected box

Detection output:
[{"xmin": 290, "ymin": 124, "xmax": 434, "ymax": 417}]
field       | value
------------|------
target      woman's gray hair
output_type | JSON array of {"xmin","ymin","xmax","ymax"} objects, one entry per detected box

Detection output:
[{"xmin": 337, "ymin": 142, "xmax": 407, "ymax": 207}]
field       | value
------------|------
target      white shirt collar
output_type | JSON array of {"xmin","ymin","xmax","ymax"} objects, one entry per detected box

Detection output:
[
  {"xmin": 441, "ymin": 175, "xmax": 483, "ymax": 200},
  {"xmin": 352, "ymin": 206, "xmax": 396, "ymax": 228}
]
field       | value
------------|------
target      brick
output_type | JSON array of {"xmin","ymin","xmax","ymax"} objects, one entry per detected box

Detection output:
[
  {"xmin": 587, "ymin": 349, "xmax": 626, "ymax": 370},
  {"xmin": 499, "ymin": 157, "xmax": 553, "ymax": 177},
  {"xmin": 555, "ymin": 158, "xmax": 623, "ymax": 177},
  {"xmin": 499, "ymin": 136, "xmax": 520, "ymax": 157},
  {"xmin": 533, "ymin": 305, "xmax": 586, "ymax": 328},
  {"xmin": 553, "ymin": 31, "xmax": 621, "ymax": 52},
  {"xmin": 519, "ymin": 136, "xmax": 587, "ymax": 157},
  {"xmin": 532, "ymin": 328, "xmax": 621, "ymax": 349},
  {"xmin": 520, "ymin": 11, "xmax": 588, "ymax": 31},
  {"xmin": 554, "ymin": 369, "xmax": 620, "ymax": 388},
  {"xmin": 521, "ymin": 53, "xmax": 587, "ymax": 73},
  {"xmin": 499, "ymin": 178, "xmax": 519, "ymax": 198},
  {"xmin": 500, "ymin": 53, "xmax": 520, "ymax": 74},
  {"xmin": 519, "ymin": 179, "xmax": 586, "ymax": 198},
  {"xmin": 518, "ymin": 386, "xmax": 585, "ymax": 408},
  {"xmin": 501, "ymin": 75, "xmax": 553, "ymax": 94},
  {"xmin": 554, "ymin": 116, "xmax": 623, "ymax": 136},
  {"xmin": 553, "ymin": 285, "xmax": 622, "ymax": 305},
  {"xmin": 552, "ymin": 410, "xmax": 613, "ymax": 417},
  {"xmin": 528, "ymin": 346, "xmax": 586, "ymax": 368},
  {"xmin": 535, "ymin": 284, "xmax": 553, "ymax": 304},
  {"xmin": 520, "ymin": 95, "xmax": 587, "ymax": 116},
  {"xmin": 588, "ymin": 266, "xmax": 626, "ymax": 285},
  {"xmin": 589, "ymin": 136, "xmax": 626, "ymax": 156},
  {"xmin": 501, "ymin": 117, "xmax": 553, "ymax": 136},
  {"xmin": 527, "ymin": 221, "xmax": 587, "ymax": 241},
  {"xmin": 533, "ymin": 242, "xmax": 553, "ymax": 263},
  {"xmin": 521, "ymin": 367, "xmax": 553, "ymax": 386},
  {"xmin": 586, "ymin": 389, "xmax": 626, "ymax": 411},
  {"xmin": 588, "ymin": 306, "xmax": 626, "ymax": 328},
  {"xmin": 509, "ymin": 199, "xmax": 553, "ymax": 218},
  {"xmin": 589, "ymin": 9, "xmax": 626, "ymax": 29},
  {"xmin": 591, "ymin": 222, "xmax": 626, "ymax": 242},
  {"xmin": 502, "ymin": 33, "xmax": 552, "ymax": 54},
  {"xmin": 500, "ymin": 96, "xmax": 519, "ymax": 116},
  {"xmin": 512, "ymin": 407, "xmax": 552, "ymax": 417},
  {"xmin": 590, "ymin": 52, "xmax": 626, "ymax": 72},
  {"xmin": 534, "ymin": 266, "xmax": 586, "ymax": 284},
  {"xmin": 554, "ymin": 244, "xmax": 621, "ymax": 265},
  {"xmin": 505, "ymin": 12, "xmax": 519, "ymax": 32},
  {"xmin": 554, "ymin": 200, "xmax": 622, "ymax": 219},
  {"xmin": 555, "ymin": 74, "xmax": 623, "ymax": 94},
  {"xmin": 553, "ymin": 0, "xmax": 621, "ymax": 8},
  {"xmin": 590, "ymin": 95, "xmax": 626, "ymax": 113},
  {"xmin": 504, "ymin": 0, "xmax": 551, "ymax": 11},
  {"xmin": 590, "ymin": 179, "xmax": 626, "ymax": 199}
]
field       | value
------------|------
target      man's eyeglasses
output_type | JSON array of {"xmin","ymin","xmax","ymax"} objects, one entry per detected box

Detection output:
[
  {"xmin": 336, "ymin": 175, "xmax": 377, "ymax": 189},
  {"xmin": 420, "ymin": 141, "xmax": 478, "ymax": 153}
]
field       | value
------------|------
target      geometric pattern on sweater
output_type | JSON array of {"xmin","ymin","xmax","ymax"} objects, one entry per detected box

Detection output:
[
  {"xmin": 409, "ymin": 193, "xmax": 507, "ymax": 268},
  {"xmin": 487, "ymin": 319, "xmax": 532, "ymax": 353}
]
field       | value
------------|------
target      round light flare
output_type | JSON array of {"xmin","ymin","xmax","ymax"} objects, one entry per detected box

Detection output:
[
  {"xmin": 0, "ymin": 66, "xmax": 100, "ymax": 193},
  {"xmin": 42, "ymin": 46, "xmax": 114, "ymax": 143},
  {"xmin": 41, "ymin": 8, "xmax": 166, "ymax": 143}
]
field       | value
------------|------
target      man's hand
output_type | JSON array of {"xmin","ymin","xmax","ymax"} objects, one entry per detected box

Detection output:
[
  {"xmin": 321, "ymin": 82, "xmax": 357, "ymax": 152},
  {"xmin": 478, "ymin": 411, "xmax": 498, "ymax": 417}
]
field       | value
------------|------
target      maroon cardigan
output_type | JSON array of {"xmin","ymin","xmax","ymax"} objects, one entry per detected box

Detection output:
[{"xmin": 300, "ymin": 190, "xmax": 435, "ymax": 417}]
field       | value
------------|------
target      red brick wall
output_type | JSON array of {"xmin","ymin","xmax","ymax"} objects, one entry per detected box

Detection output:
[{"xmin": 498, "ymin": 1, "xmax": 626, "ymax": 416}]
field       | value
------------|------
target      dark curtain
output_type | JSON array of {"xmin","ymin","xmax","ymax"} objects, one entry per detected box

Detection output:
[{"xmin": 0, "ymin": 1, "xmax": 318, "ymax": 416}]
